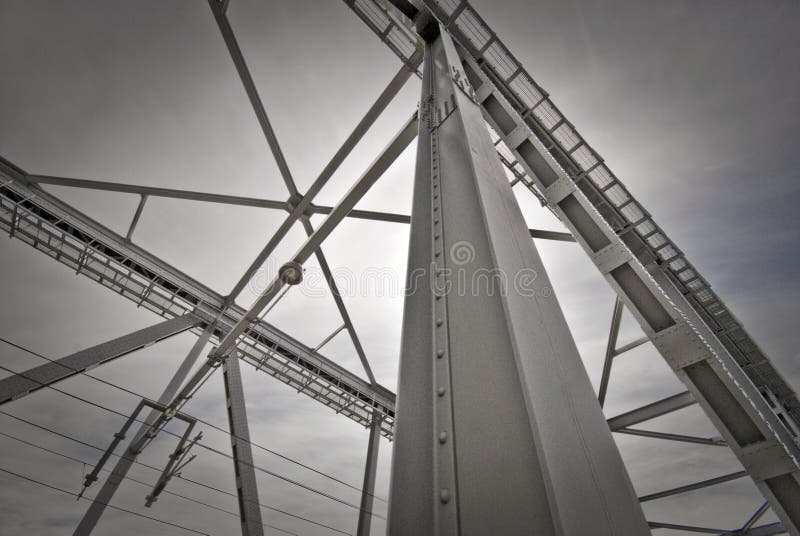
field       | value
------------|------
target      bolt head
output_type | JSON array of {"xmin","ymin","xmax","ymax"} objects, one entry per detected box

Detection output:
[{"xmin": 279, "ymin": 262, "xmax": 304, "ymax": 285}]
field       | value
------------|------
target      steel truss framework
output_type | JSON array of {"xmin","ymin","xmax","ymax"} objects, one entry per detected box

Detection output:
[{"xmin": 0, "ymin": 0, "xmax": 797, "ymax": 534}]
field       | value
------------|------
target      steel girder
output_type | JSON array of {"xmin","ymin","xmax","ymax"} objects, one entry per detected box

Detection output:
[
  {"xmin": 0, "ymin": 157, "xmax": 397, "ymax": 437},
  {"xmin": 222, "ymin": 355, "xmax": 265, "ymax": 536},
  {"xmin": 453, "ymin": 27, "xmax": 800, "ymax": 536},
  {"xmin": 0, "ymin": 313, "xmax": 200, "ymax": 406},
  {"xmin": 387, "ymin": 26, "xmax": 648, "ymax": 534},
  {"xmin": 73, "ymin": 325, "xmax": 215, "ymax": 535},
  {"xmin": 352, "ymin": 1, "xmax": 800, "ymax": 531}
]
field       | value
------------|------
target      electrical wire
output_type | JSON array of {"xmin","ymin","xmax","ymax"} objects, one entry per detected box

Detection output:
[
  {"xmin": 0, "ymin": 336, "xmax": 387, "ymax": 503},
  {"xmin": 0, "ymin": 465, "xmax": 212, "ymax": 535},
  {"xmin": 0, "ymin": 411, "xmax": 353, "ymax": 535},
  {"xmin": 0, "ymin": 359, "xmax": 385, "ymax": 519},
  {"xmin": 0, "ymin": 430, "xmax": 301, "ymax": 536}
]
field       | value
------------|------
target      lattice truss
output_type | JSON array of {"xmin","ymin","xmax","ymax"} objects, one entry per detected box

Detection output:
[{"xmin": 0, "ymin": 1, "xmax": 798, "ymax": 535}]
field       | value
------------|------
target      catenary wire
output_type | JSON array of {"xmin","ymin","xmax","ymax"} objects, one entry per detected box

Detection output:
[
  {"xmin": 0, "ymin": 345, "xmax": 387, "ymax": 519},
  {"xmin": 0, "ymin": 410, "xmax": 354, "ymax": 535},
  {"xmin": 0, "ymin": 430, "xmax": 301, "ymax": 536},
  {"xmin": 0, "ymin": 465, "xmax": 212, "ymax": 535},
  {"xmin": 0, "ymin": 336, "xmax": 387, "ymax": 503}
]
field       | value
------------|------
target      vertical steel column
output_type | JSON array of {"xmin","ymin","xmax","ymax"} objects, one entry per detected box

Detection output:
[
  {"xmin": 222, "ymin": 356, "xmax": 264, "ymax": 536},
  {"xmin": 356, "ymin": 415, "xmax": 382, "ymax": 536},
  {"xmin": 387, "ymin": 22, "xmax": 649, "ymax": 535},
  {"xmin": 74, "ymin": 324, "xmax": 214, "ymax": 535}
]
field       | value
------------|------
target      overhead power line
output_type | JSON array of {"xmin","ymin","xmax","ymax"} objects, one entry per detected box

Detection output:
[
  {"xmin": 0, "ymin": 410, "xmax": 352, "ymax": 535},
  {"xmin": 0, "ymin": 358, "xmax": 385, "ymax": 519},
  {"xmin": 0, "ymin": 465, "xmax": 212, "ymax": 535},
  {"xmin": 0, "ymin": 336, "xmax": 387, "ymax": 503}
]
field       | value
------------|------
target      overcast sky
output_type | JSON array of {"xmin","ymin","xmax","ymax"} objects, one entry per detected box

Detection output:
[{"xmin": 1, "ymin": 0, "xmax": 799, "ymax": 535}]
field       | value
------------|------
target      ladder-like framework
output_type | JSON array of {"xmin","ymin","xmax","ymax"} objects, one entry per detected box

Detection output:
[{"xmin": 0, "ymin": 0, "xmax": 798, "ymax": 534}]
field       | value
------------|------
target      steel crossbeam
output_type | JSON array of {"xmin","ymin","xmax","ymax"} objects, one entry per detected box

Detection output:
[
  {"xmin": 356, "ymin": 416, "xmax": 382, "ymax": 536},
  {"xmin": 352, "ymin": 12, "xmax": 800, "ymax": 529},
  {"xmin": 2, "ymin": 2, "xmax": 799, "ymax": 534},
  {"xmin": 387, "ymin": 24, "xmax": 648, "ymax": 534},
  {"xmin": 222, "ymin": 355, "xmax": 265, "ymax": 536},
  {"xmin": 0, "ymin": 157, "xmax": 397, "ymax": 438},
  {"xmin": 73, "ymin": 325, "xmax": 215, "ymax": 535},
  {"xmin": 0, "ymin": 314, "xmax": 200, "ymax": 406}
]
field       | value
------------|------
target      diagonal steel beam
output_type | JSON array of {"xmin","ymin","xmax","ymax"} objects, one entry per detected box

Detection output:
[
  {"xmin": 647, "ymin": 521, "xmax": 785, "ymax": 535},
  {"xmin": 0, "ymin": 156, "xmax": 397, "ymax": 437},
  {"xmin": 222, "ymin": 354, "xmax": 265, "ymax": 536},
  {"xmin": 73, "ymin": 324, "xmax": 215, "ymax": 535},
  {"xmin": 616, "ymin": 427, "xmax": 726, "ymax": 447},
  {"xmin": 0, "ymin": 314, "xmax": 200, "ymax": 406},
  {"xmin": 301, "ymin": 217, "xmax": 377, "ymax": 384},
  {"xmin": 638, "ymin": 470, "xmax": 748, "ymax": 503},
  {"xmin": 607, "ymin": 391, "xmax": 696, "ymax": 431},
  {"xmin": 125, "ymin": 194, "xmax": 148, "ymax": 241},
  {"xmin": 225, "ymin": 64, "xmax": 415, "ymax": 302},
  {"xmin": 598, "ymin": 297, "xmax": 623, "ymax": 407},
  {"xmin": 215, "ymin": 113, "xmax": 418, "ymax": 358},
  {"xmin": 356, "ymin": 415, "xmax": 382, "ymax": 536},
  {"xmin": 208, "ymin": 0, "xmax": 299, "ymax": 196}
]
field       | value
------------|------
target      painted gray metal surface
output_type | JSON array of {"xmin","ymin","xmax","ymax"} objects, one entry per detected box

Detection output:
[
  {"xmin": 388, "ymin": 27, "xmax": 649, "ymax": 535},
  {"xmin": 0, "ymin": 158, "xmax": 397, "ymax": 436},
  {"xmin": 356, "ymin": 416, "xmax": 381, "ymax": 536},
  {"xmin": 74, "ymin": 324, "xmax": 214, "ymax": 535},
  {"xmin": 0, "ymin": 313, "xmax": 199, "ymax": 406},
  {"xmin": 212, "ymin": 114, "xmax": 418, "ymax": 360},
  {"xmin": 222, "ymin": 356, "xmax": 265, "ymax": 536},
  {"xmin": 454, "ymin": 25, "xmax": 800, "ymax": 529}
]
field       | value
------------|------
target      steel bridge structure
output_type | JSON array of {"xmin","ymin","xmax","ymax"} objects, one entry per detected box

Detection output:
[{"xmin": 0, "ymin": 1, "xmax": 798, "ymax": 535}]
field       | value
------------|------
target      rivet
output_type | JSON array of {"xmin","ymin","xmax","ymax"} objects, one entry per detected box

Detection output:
[
  {"xmin": 437, "ymin": 386, "xmax": 446, "ymax": 397},
  {"xmin": 434, "ymin": 194, "xmax": 439, "ymax": 199},
  {"xmin": 438, "ymin": 431, "xmax": 448, "ymax": 444},
  {"xmin": 439, "ymin": 489, "xmax": 450, "ymax": 504},
  {"xmin": 435, "ymin": 294, "xmax": 442, "ymax": 301},
  {"xmin": 435, "ymin": 251, "xmax": 441, "ymax": 257},
  {"xmin": 436, "ymin": 318, "xmax": 443, "ymax": 327},
  {"xmin": 434, "ymin": 218, "xmax": 439, "ymax": 224},
  {"xmin": 437, "ymin": 349, "xmax": 445, "ymax": 358},
  {"xmin": 435, "ymin": 234, "xmax": 440, "ymax": 240}
]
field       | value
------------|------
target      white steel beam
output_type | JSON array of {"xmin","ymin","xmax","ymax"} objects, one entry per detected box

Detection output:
[
  {"xmin": 388, "ymin": 25, "xmax": 648, "ymax": 535},
  {"xmin": 598, "ymin": 297, "xmax": 623, "ymax": 406},
  {"xmin": 356, "ymin": 416, "xmax": 382, "ymax": 536},
  {"xmin": 25, "ymin": 174, "xmax": 288, "ymax": 210},
  {"xmin": 73, "ymin": 325, "xmax": 215, "ymax": 535},
  {"xmin": 301, "ymin": 218, "xmax": 377, "ymax": 384},
  {"xmin": 637, "ymin": 470, "xmax": 748, "ymax": 503},
  {"xmin": 607, "ymin": 391, "xmax": 695, "ymax": 431},
  {"xmin": 225, "ymin": 63, "xmax": 415, "ymax": 302},
  {"xmin": 0, "ymin": 313, "xmax": 200, "ymax": 406},
  {"xmin": 0, "ymin": 157, "xmax": 397, "ymax": 437},
  {"xmin": 213, "ymin": 113, "xmax": 418, "ymax": 359},
  {"xmin": 208, "ymin": 0, "xmax": 299, "ymax": 196},
  {"xmin": 222, "ymin": 356, "xmax": 265, "ymax": 536},
  {"xmin": 455, "ymin": 32, "xmax": 800, "ymax": 532}
]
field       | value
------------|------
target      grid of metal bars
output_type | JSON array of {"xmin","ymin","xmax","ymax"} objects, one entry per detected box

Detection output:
[{"xmin": 0, "ymin": 179, "xmax": 396, "ymax": 438}]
